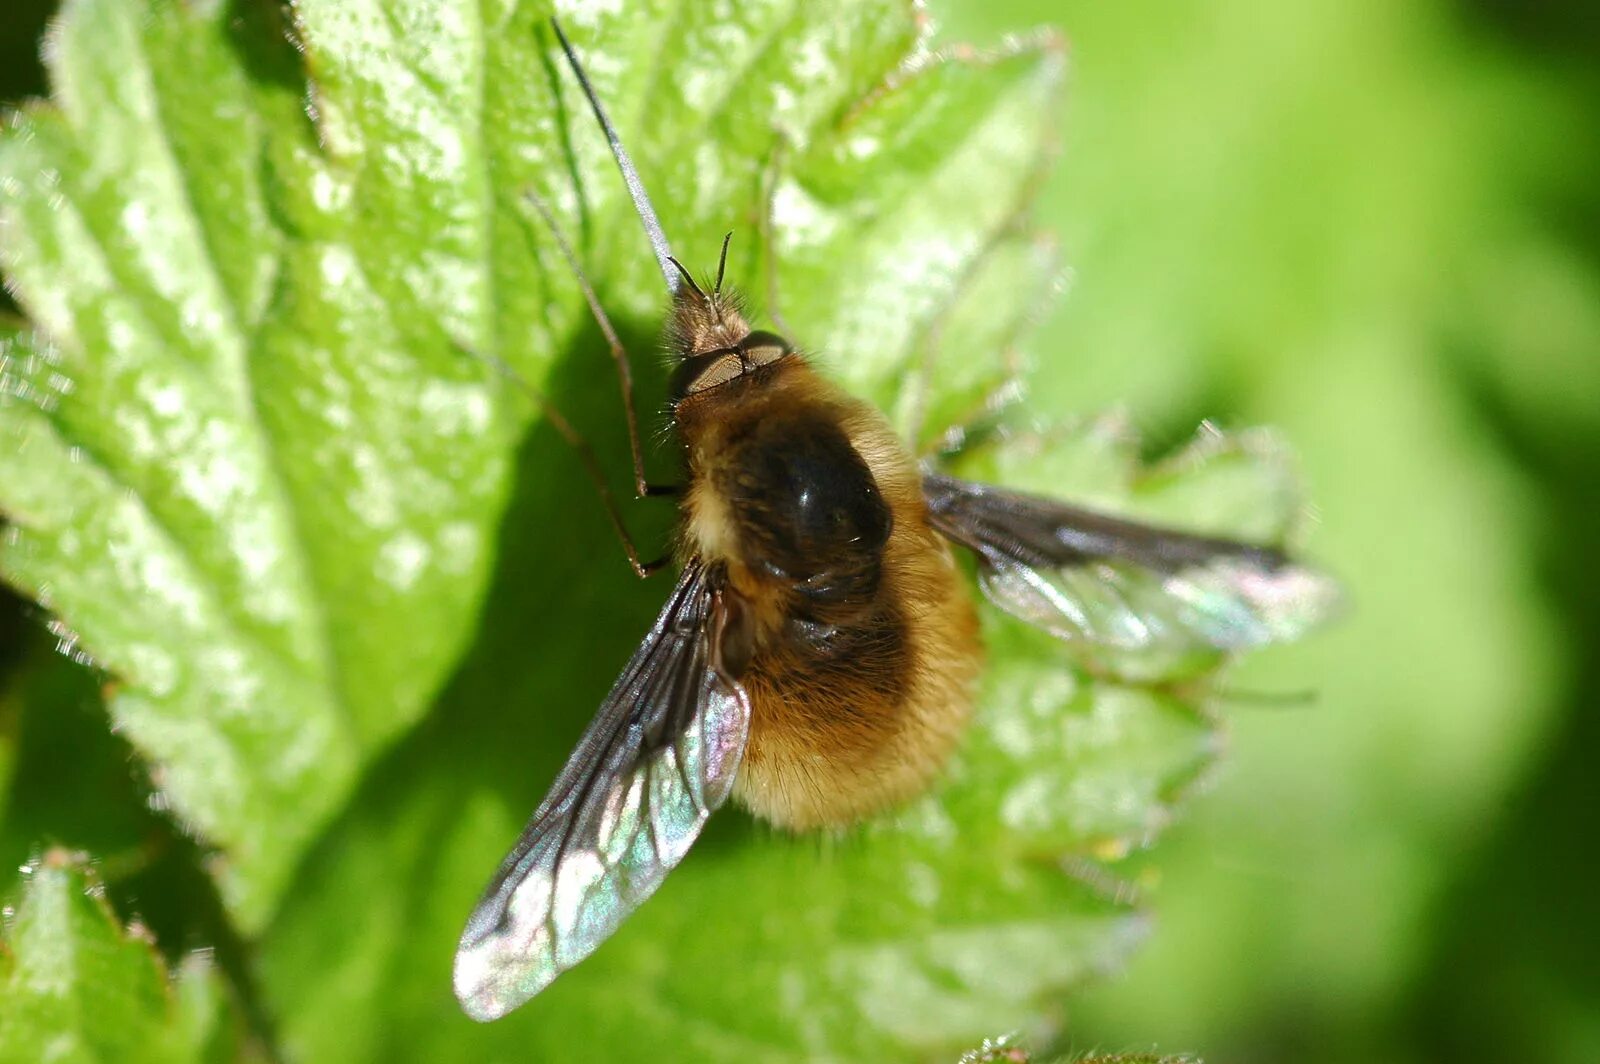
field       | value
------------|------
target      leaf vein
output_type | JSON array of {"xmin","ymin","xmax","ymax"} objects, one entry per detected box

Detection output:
[{"xmin": 130, "ymin": 23, "xmax": 355, "ymax": 740}]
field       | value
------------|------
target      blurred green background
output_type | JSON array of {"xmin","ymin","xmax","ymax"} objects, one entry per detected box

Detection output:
[{"xmin": 2, "ymin": 0, "xmax": 1596, "ymax": 1062}]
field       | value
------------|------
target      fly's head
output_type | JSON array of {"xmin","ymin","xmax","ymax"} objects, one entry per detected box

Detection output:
[{"xmin": 665, "ymin": 237, "xmax": 793, "ymax": 402}]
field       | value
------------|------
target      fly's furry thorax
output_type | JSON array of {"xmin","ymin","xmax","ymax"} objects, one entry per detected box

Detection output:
[{"xmin": 672, "ymin": 352, "xmax": 830, "ymax": 570}]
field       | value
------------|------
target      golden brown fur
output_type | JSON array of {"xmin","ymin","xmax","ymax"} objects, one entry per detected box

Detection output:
[{"xmin": 675, "ymin": 344, "xmax": 982, "ymax": 830}]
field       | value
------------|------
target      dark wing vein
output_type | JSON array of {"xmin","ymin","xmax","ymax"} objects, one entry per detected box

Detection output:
[
  {"xmin": 923, "ymin": 472, "xmax": 1337, "ymax": 652},
  {"xmin": 453, "ymin": 559, "xmax": 750, "ymax": 1021}
]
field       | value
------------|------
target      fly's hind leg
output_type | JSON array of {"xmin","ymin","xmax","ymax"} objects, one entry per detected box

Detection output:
[
  {"xmin": 524, "ymin": 189, "xmax": 679, "ymax": 501},
  {"xmin": 450, "ymin": 340, "xmax": 671, "ymax": 581}
]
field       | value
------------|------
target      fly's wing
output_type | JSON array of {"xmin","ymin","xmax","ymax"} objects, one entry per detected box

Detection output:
[
  {"xmin": 454, "ymin": 560, "xmax": 751, "ymax": 1021},
  {"xmin": 923, "ymin": 472, "xmax": 1337, "ymax": 653}
]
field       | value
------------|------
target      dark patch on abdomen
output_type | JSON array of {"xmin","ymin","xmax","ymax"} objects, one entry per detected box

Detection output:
[
  {"xmin": 748, "ymin": 589, "xmax": 914, "ymax": 758},
  {"xmin": 780, "ymin": 599, "xmax": 908, "ymax": 702}
]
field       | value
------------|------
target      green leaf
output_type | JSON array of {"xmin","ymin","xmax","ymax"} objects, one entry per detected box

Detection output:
[
  {"xmin": 0, "ymin": 0, "xmax": 426, "ymax": 931},
  {"xmin": 1067, "ymin": 1056, "xmax": 1202, "ymax": 1064},
  {"xmin": 254, "ymin": 412, "xmax": 1309, "ymax": 1061},
  {"xmin": 0, "ymin": 853, "xmax": 238, "ymax": 1064},
  {"xmin": 926, "ymin": 2, "xmax": 1574, "ymax": 1055},
  {"xmin": 0, "ymin": 640, "xmax": 19, "ymax": 824},
  {"xmin": 0, "ymin": 0, "xmax": 1332, "ymax": 1057},
  {"xmin": 0, "ymin": 636, "xmax": 162, "ymax": 880},
  {"xmin": 774, "ymin": 32, "xmax": 1063, "ymax": 406},
  {"xmin": 0, "ymin": 0, "xmax": 1058, "ymax": 933}
]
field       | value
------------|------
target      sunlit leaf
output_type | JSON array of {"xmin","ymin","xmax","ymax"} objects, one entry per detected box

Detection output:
[
  {"xmin": 0, "ymin": 854, "xmax": 237, "ymax": 1064},
  {"xmin": 0, "ymin": 0, "xmax": 1333, "ymax": 1059}
]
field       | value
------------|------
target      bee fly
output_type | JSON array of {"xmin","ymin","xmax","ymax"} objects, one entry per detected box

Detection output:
[{"xmin": 454, "ymin": 17, "xmax": 1336, "ymax": 1022}]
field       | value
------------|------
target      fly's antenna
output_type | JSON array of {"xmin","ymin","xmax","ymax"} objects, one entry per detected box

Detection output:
[
  {"xmin": 713, "ymin": 232, "xmax": 733, "ymax": 298},
  {"xmin": 665, "ymin": 256, "xmax": 705, "ymax": 300},
  {"xmin": 550, "ymin": 17, "xmax": 679, "ymax": 296}
]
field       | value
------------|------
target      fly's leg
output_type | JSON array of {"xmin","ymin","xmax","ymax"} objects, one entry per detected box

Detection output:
[
  {"xmin": 453, "ymin": 342, "xmax": 670, "ymax": 580},
  {"xmin": 525, "ymin": 189, "xmax": 678, "ymax": 500}
]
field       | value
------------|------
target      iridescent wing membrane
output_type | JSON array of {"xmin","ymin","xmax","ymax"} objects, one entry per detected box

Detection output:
[
  {"xmin": 454, "ymin": 560, "xmax": 751, "ymax": 1021},
  {"xmin": 922, "ymin": 472, "xmax": 1337, "ymax": 653}
]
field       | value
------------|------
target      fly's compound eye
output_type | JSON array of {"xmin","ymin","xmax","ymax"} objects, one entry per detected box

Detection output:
[
  {"xmin": 670, "ymin": 351, "xmax": 743, "ymax": 398},
  {"xmin": 670, "ymin": 331, "xmax": 792, "ymax": 400},
  {"xmin": 738, "ymin": 331, "xmax": 790, "ymax": 371}
]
